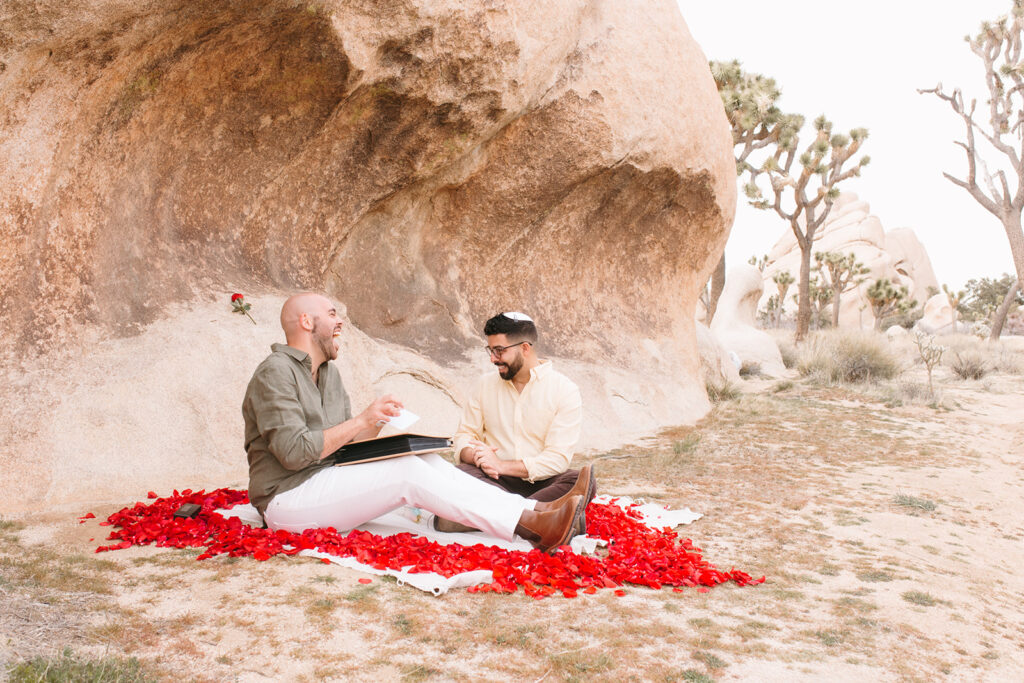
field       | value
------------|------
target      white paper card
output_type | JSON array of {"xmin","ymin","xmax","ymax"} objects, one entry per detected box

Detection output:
[{"xmin": 387, "ymin": 408, "xmax": 420, "ymax": 431}]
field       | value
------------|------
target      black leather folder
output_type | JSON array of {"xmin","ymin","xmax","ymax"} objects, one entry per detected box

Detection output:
[{"xmin": 328, "ymin": 433, "xmax": 452, "ymax": 466}]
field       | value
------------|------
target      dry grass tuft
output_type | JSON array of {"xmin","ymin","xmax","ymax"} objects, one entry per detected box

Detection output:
[
  {"xmin": 705, "ymin": 379, "xmax": 741, "ymax": 403},
  {"xmin": 5, "ymin": 647, "xmax": 157, "ymax": 682},
  {"xmin": 949, "ymin": 350, "xmax": 988, "ymax": 380},
  {"xmin": 739, "ymin": 360, "xmax": 763, "ymax": 377},
  {"xmin": 797, "ymin": 331, "xmax": 900, "ymax": 384},
  {"xmin": 901, "ymin": 591, "xmax": 938, "ymax": 607},
  {"xmin": 893, "ymin": 493, "xmax": 937, "ymax": 513}
]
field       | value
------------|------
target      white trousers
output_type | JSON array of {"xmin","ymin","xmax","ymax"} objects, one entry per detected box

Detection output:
[{"xmin": 264, "ymin": 453, "xmax": 535, "ymax": 541}]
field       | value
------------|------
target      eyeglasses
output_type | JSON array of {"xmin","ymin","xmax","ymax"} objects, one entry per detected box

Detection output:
[{"xmin": 484, "ymin": 341, "xmax": 530, "ymax": 357}]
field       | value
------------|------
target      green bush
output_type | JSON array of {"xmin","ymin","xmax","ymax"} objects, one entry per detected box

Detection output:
[{"xmin": 797, "ymin": 332, "xmax": 899, "ymax": 383}]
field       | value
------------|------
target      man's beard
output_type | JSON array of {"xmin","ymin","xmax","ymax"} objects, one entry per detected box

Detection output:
[
  {"xmin": 312, "ymin": 317, "xmax": 338, "ymax": 361},
  {"xmin": 496, "ymin": 353, "xmax": 523, "ymax": 380}
]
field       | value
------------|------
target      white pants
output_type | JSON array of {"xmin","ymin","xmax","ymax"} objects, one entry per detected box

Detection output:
[{"xmin": 264, "ymin": 453, "xmax": 535, "ymax": 541}]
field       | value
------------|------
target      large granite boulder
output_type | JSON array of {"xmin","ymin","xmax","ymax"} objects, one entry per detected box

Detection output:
[
  {"xmin": 0, "ymin": 0, "xmax": 735, "ymax": 513},
  {"xmin": 761, "ymin": 193, "xmax": 938, "ymax": 329}
]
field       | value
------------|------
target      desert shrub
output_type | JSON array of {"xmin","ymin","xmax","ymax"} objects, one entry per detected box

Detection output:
[
  {"xmin": 739, "ymin": 360, "xmax": 762, "ymax": 377},
  {"xmin": 797, "ymin": 331, "xmax": 900, "ymax": 384},
  {"xmin": 992, "ymin": 345, "xmax": 1024, "ymax": 374},
  {"xmin": 777, "ymin": 338, "xmax": 798, "ymax": 369},
  {"xmin": 941, "ymin": 335, "xmax": 1024, "ymax": 375},
  {"xmin": 705, "ymin": 379, "xmax": 740, "ymax": 403},
  {"xmin": 949, "ymin": 351, "xmax": 988, "ymax": 380},
  {"xmin": 772, "ymin": 380, "xmax": 794, "ymax": 393}
]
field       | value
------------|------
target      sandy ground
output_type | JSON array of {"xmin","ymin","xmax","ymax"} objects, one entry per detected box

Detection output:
[{"xmin": 2, "ymin": 349, "xmax": 1024, "ymax": 681}]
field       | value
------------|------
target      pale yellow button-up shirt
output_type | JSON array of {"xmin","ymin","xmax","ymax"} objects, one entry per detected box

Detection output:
[{"xmin": 452, "ymin": 360, "xmax": 582, "ymax": 482}]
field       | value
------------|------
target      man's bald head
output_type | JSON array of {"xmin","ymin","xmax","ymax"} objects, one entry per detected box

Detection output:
[
  {"xmin": 279, "ymin": 293, "xmax": 346, "ymax": 363},
  {"xmin": 280, "ymin": 293, "xmax": 329, "ymax": 339}
]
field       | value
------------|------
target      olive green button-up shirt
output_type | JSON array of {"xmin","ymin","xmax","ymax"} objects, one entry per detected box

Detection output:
[{"xmin": 243, "ymin": 343, "xmax": 352, "ymax": 515}]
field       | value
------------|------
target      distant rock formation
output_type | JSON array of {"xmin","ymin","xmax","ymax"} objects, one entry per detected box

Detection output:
[
  {"xmin": 0, "ymin": 0, "xmax": 736, "ymax": 511},
  {"xmin": 761, "ymin": 193, "xmax": 938, "ymax": 329},
  {"xmin": 918, "ymin": 293, "xmax": 967, "ymax": 335},
  {"xmin": 711, "ymin": 264, "xmax": 785, "ymax": 377}
]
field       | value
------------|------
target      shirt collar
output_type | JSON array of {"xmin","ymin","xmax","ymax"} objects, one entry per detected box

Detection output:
[
  {"xmin": 271, "ymin": 343, "xmax": 314, "ymax": 372},
  {"xmin": 505, "ymin": 359, "xmax": 552, "ymax": 387},
  {"xmin": 531, "ymin": 359, "xmax": 553, "ymax": 380}
]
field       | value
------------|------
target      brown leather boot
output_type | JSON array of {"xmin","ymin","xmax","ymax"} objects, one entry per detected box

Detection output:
[
  {"xmin": 515, "ymin": 495, "xmax": 585, "ymax": 553},
  {"xmin": 536, "ymin": 464, "xmax": 596, "ymax": 512}
]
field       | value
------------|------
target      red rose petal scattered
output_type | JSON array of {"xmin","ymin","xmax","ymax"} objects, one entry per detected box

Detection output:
[{"xmin": 90, "ymin": 488, "xmax": 765, "ymax": 598}]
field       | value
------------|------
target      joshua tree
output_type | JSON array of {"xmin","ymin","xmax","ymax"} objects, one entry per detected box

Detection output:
[
  {"xmin": 919, "ymin": 1, "xmax": 1024, "ymax": 309},
  {"xmin": 708, "ymin": 60, "xmax": 802, "ymax": 322},
  {"xmin": 800, "ymin": 275, "xmax": 834, "ymax": 330},
  {"xmin": 771, "ymin": 270, "xmax": 795, "ymax": 327},
  {"xmin": 815, "ymin": 251, "xmax": 870, "ymax": 328},
  {"xmin": 913, "ymin": 331, "xmax": 946, "ymax": 400},
  {"xmin": 744, "ymin": 115, "xmax": 870, "ymax": 341},
  {"xmin": 866, "ymin": 278, "xmax": 916, "ymax": 331}
]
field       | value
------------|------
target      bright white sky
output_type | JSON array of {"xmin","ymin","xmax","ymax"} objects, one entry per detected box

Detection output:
[{"xmin": 678, "ymin": 0, "xmax": 1017, "ymax": 289}]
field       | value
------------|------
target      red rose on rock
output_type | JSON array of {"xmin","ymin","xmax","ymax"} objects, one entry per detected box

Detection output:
[{"xmin": 230, "ymin": 293, "xmax": 256, "ymax": 324}]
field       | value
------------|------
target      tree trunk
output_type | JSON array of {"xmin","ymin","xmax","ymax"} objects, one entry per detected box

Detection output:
[
  {"xmin": 1002, "ymin": 211, "xmax": 1024, "ymax": 287},
  {"xmin": 990, "ymin": 278, "xmax": 1020, "ymax": 340},
  {"xmin": 831, "ymin": 284, "xmax": 842, "ymax": 328},
  {"xmin": 707, "ymin": 254, "xmax": 726, "ymax": 323},
  {"xmin": 795, "ymin": 243, "xmax": 813, "ymax": 342}
]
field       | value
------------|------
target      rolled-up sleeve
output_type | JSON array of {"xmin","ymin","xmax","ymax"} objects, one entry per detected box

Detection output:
[
  {"xmin": 250, "ymin": 366, "xmax": 325, "ymax": 470},
  {"xmin": 522, "ymin": 382, "xmax": 582, "ymax": 482},
  {"xmin": 452, "ymin": 382, "xmax": 485, "ymax": 459}
]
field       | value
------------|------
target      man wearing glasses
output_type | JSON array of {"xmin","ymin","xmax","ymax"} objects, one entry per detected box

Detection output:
[{"xmin": 438, "ymin": 312, "xmax": 595, "ymax": 533}]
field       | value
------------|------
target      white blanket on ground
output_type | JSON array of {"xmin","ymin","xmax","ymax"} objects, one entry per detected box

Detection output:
[{"xmin": 217, "ymin": 495, "xmax": 702, "ymax": 595}]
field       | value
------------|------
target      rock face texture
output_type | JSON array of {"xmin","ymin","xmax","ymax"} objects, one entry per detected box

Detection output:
[
  {"xmin": 0, "ymin": 1, "xmax": 735, "ymax": 512},
  {"xmin": 761, "ymin": 193, "xmax": 939, "ymax": 329},
  {"xmin": 711, "ymin": 264, "xmax": 785, "ymax": 377}
]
